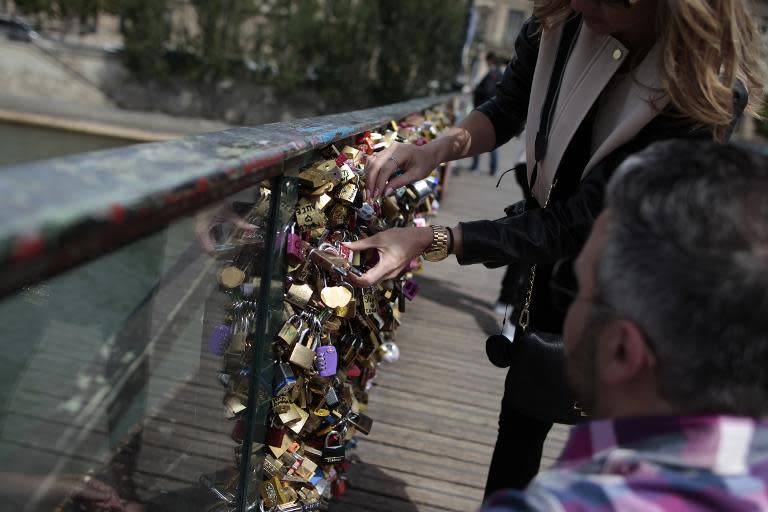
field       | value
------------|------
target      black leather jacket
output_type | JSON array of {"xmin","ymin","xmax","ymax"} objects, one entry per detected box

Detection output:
[{"xmin": 457, "ymin": 16, "xmax": 747, "ymax": 332}]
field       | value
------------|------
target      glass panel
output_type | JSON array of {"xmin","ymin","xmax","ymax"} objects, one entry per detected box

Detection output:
[{"xmin": 0, "ymin": 177, "xmax": 290, "ymax": 511}]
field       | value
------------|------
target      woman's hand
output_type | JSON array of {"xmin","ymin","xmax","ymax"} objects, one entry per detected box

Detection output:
[
  {"xmin": 344, "ymin": 227, "xmax": 433, "ymax": 286},
  {"xmin": 365, "ymin": 142, "xmax": 439, "ymax": 199}
]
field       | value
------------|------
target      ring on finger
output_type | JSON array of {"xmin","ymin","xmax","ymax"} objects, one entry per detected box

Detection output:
[{"xmin": 388, "ymin": 155, "xmax": 400, "ymax": 170}]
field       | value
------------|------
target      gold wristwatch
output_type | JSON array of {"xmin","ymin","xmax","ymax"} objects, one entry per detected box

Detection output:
[{"xmin": 422, "ymin": 225, "xmax": 451, "ymax": 262}]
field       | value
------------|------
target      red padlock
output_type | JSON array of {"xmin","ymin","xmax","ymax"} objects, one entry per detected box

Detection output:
[
  {"xmin": 266, "ymin": 427, "xmax": 285, "ymax": 448},
  {"xmin": 331, "ymin": 478, "xmax": 348, "ymax": 497},
  {"xmin": 231, "ymin": 418, "xmax": 246, "ymax": 443}
]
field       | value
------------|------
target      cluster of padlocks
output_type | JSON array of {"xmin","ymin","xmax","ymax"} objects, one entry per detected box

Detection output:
[{"xmin": 204, "ymin": 111, "xmax": 450, "ymax": 511}]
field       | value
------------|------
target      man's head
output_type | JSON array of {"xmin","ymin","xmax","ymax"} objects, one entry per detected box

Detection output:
[
  {"xmin": 486, "ymin": 52, "xmax": 497, "ymax": 67},
  {"xmin": 564, "ymin": 140, "xmax": 768, "ymax": 418}
]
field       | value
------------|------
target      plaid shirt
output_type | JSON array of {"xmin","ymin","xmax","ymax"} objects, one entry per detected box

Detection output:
[{"xmin": 481, "ymin": 415, "xmax": 768, "ymax": 511}]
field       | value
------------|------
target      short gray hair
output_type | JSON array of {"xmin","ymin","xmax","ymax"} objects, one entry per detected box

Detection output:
[{"xmin": 599, "ymin": 140, "xmax": 768, "ymax": 416}]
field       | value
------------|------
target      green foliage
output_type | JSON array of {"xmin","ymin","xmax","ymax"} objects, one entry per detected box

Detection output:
[
  {"xmin": 117, "ymin": 0, "xmax": 171, "ymax": 78},
  {"xmin": 257, "ymin": 0, "xmax": 467, "ymax": 106},
  {"xmin": 16, "ymin": 0, "xmax": 468, "ymax": 109}
]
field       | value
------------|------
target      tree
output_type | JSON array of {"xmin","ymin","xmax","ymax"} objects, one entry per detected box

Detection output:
[{"xmin": 117, "ymin": 0, "xmax": 171, "ymax": 79}]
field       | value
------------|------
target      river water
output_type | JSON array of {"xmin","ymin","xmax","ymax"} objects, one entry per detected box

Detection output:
[{"xmin": 0, "ymin": 121, "xmax": 134, "ymax": 167}]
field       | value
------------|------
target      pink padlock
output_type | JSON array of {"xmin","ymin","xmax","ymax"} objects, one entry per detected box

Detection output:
[
  {"xmin": 287, "ymin": 232, "xmax": 306, "ymax": 261},
  {"xmin": 402, "ymin": 280, "xmax": 420, "ymax": 301}
]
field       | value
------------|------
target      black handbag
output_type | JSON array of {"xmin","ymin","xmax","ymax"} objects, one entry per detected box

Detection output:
[{"xmin": 485, "ymin": 15, "xmax": 587, "ymax": 426}]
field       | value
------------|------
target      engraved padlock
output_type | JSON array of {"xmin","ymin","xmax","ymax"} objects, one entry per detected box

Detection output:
[
  {"xmin": 321, "ymin": 430, "xmax": 346, "ymax": 465},
  {"xmin": 286, "ymin": 282, "xmax": 314, "ymax": 309},
  {"xmin": 315, "ymin": 343, "xmax": 338, "ymax": 378},
  {"xmin": 289, "ymin": 328, "xmax": 317, "ymax": 370}
]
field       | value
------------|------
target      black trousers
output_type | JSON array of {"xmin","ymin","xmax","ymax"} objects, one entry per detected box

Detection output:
[{"xmin": 483, "ymin": 368, "xmax": 553, "ymax": 499}]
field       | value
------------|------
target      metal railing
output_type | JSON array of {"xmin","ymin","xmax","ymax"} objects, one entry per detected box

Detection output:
[
  {"xmin": 0, "ymin": 94, "xmax": 455, "ymax": 299},
  {"xmin": 0, "ymin": 94, "xmax": 455, "ymax": 512}
]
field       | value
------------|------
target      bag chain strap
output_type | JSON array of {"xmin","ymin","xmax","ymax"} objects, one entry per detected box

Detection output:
[{"xmin": 518, "ymin": 179, "xmax": 557, "ymax": 332}]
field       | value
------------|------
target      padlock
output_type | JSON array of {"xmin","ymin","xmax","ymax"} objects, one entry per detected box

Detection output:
[
  {"xmin": 271, "ymin": 395, "xmax": 292, "ymax": 414},
  {"xmin": 315, "ymin": 344, "xmax": 338, "ymax": 378},
  {"xmin": 327, "ymin": 203, "xmax": 349, "ymax": 227},
  {"xmin": 321, "ymin": 430, "xmax": 346, "ymax": 465},
  {"xmin": 230, "ymin": 417, "xmax": 246, "ymax": 443},
  {"xmin": 229, "ymin": 316, "xmax": 249, "ymax": 352},
  {"xmin": 277, "ymin": 315, "xmax": 304, "ymax": 346},
  {"xmin": 289, "ymin": 328, "xmax": 317, "ymax": 370},
  {"xmin": 320, "ymin": 282, "xmax": 353, "ymax": 309},
  {"xmin": 405, "ymin": 178, "xmax": 434, "ymax": 205},
  {"xmin": 287, "ymin": 232, "xmax": 307, "ymax": 262},
  {"xmin": 402, "ymin": 279, "xmax": 419, "ymax": 300},
  {"xmin": 295, "ymin": 199, "xmax": 326, "ymax": 230},
  {"xmin": 261, "ymin": 476, "xmax": 290, "ymax": 508},
  {"xmin": 347, "ymin": 411, "xmax": 373, "ymax": 435},
  {"xmin": 378, "ymin": 340, "xmax": 401, "ymax": 363},
  {"xmin": 218, "ymin": 266, "xmax": 246, "ymax": 289},
  {"xmin": 274, "ymin": 362, "xmax": 297, "ymax": 396},
  {"xmin": 207, "ymin": 323, "xmax": 232, "ymax": 355},
  {"xmin": 335, "ymin": 297, "xmax": 357, "ymax": 319},
  {"xmin": 336, "ymin": 181, "xmax": 359, "ymax": 206},
  {"xmin": 362, "ymin": 287, "xmax": 378, "ymax": 315},
  {"xmin": 223, "ymin": 393, "xmax": 246, "ymax": 419},
  {"xmin": 322, "ymin": 386, "xmax": 339, "ymax": 410},
  {"xmin": 285, "ymin": 404, "xmax": 310, "ymax": 435},
  {"xmin": 331, "ymin": 478, "xmax": 348, "ymax": 497},
  {"xmin": 263, "ymin": 454, "xmax": 284, "ymax": 478},
  {"xmin": 286, "ymin": 283, "xmax": 314, "ymax": 309}
]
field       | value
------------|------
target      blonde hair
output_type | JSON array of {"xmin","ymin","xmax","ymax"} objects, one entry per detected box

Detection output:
[{"xmin": 533, "ymin": 0, "xmax": 765, "ymax": 141}]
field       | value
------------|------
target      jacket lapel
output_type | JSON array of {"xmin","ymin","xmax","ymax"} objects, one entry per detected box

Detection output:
[
  {"xmin": 584, "ymin": 43, "xmax": 668, "ymax": 177},
  {"xmin": 526, "ymin": 23, "xmax": 628, "ymax": 203}
]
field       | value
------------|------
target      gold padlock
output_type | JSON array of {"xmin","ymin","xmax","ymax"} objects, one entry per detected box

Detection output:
[
  {"xmin": 362, "ymin": 288, "xmax": 378, "ymax": 315},
  {"xmin": 336, "ymin": 181, "xmax": 359, "ymax": 205},
  {"xmin": 286, "ymin": 283, "xmax": 314, "ymax": 309},
  {"xmin": 289, "ymin": 329, "xmax": 317, "ymax": 370},
  {"xmin": 295, "ymin": 199, "xmax": 326, "ymax": 230},
  {"xmin": 327, "ymin": 203, "xmax": 349, "ymax": 227},
  {"xmin": 277, "ymin": 315, "xmax": 304, "ymax": 346},
  {"xmin": 314, "ymin": 192, "xmax": 333, "ymax": 211},
  {"xmin": 320, "ymin": 282, "xmax": 353, "ymax": 308},
  {"xmin": 218, "ymin": 266, "xmax": 245, "ymax": 289}
]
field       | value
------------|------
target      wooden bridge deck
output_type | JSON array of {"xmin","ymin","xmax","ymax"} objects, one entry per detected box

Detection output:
[{"xmin": 0, "ymin": 138, "xmax": 568, "ymax": 512}]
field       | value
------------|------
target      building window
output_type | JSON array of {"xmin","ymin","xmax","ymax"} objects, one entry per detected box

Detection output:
[{"xmin": 502, "ymin": 9, "xmax": 525, "ymax": 49}]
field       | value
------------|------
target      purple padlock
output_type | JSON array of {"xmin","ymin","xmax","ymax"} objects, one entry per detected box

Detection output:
[
  {"xmin": 287, "ymin": 232, "xmax": 306, "ymax": 261},
  {"xmin": 402, "ymin": 279, "xmax": 420, "ymax": 301},
  {"xmin": 208, "ymin": 324, "xmax": 232, "ymax": 355},
  {"xmin": 315, "ymin": 345, "xmax": 338, "ymax": 378}
]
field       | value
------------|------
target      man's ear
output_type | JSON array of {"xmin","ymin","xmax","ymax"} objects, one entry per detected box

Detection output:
[{"xmin": 598, "ymin": 319, "xmax": 655, "ymax": 385}]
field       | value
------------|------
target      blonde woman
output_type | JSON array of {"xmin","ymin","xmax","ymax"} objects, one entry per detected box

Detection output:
[{"xmin": 349, "ymin": 0, "xmax": 765, "ymax": 498}]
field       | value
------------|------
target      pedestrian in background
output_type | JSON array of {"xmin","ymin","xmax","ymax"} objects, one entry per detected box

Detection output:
[{"xmin": 469, "ymin": 52, "xmax": 503, "ymax": 176}]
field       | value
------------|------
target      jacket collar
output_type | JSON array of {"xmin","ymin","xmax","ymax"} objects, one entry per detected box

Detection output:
[{"xmin": 525, "ymin": 20, "xmax": 668, "ymax": 204}]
